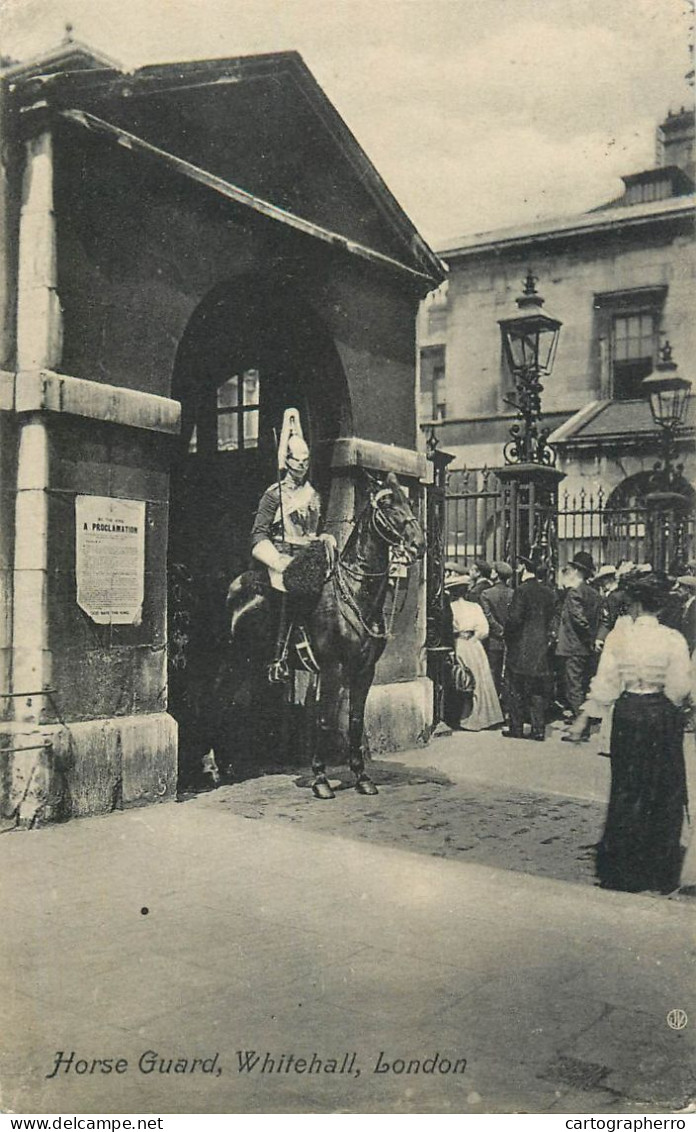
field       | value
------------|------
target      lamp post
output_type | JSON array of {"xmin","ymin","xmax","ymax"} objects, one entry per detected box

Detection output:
[
  {"xmin": 641, "ymin": 342, "xmax": 692, "ymax": 570},
  {"xmin": 494, "ymin": 271, "xmax": 565, "ymax": 575},
  {"xmin": 425, "ymin": 425, "xmax": 455, "ymax": 732}
]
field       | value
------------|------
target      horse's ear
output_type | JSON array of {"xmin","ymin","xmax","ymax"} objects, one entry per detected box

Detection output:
[
  {"xmin": 361, "ymin": 468, "xmax": 382, "ymax": 491},
  {"xmin": 385, "ymin": 472, "xmax": 400, "ymax": 489}
]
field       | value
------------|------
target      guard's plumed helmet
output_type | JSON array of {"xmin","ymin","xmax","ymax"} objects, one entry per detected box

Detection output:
[
  {"xmin": 278, "ymin": 408, "xmax": 309, "ymax": 471},
  {"xmin": 287, "ymin": 434, "xmax": 310, "ymax": 464}
]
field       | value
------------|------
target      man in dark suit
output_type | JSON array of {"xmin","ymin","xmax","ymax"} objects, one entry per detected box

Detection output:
[
  {"xmin": 556, "ymin": 551, "xmax": 602, "ymax": 725},
  {"xmin": 504, "ymin": 555, "xmax": 557, "ymax": 741},
  {"xmin": 480, "ymin": 561, "xmax": 513, "ymax": 701},
  {"xmin": 659, "ymin": 560, "xmax": 689, "ymax": 634}
]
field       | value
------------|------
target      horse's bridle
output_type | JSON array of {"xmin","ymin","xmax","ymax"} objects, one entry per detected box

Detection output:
[
  {"xmin": 333, "ymin": 486, "xmax": 419, "ymax": 640},
  {"xmin": 369, "ymin": 488, "xmax": 418, "ymax": 562}
]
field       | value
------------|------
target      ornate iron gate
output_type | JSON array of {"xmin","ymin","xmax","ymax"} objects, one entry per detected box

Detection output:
[
  {"xmin": 445, "ymin": 468, "xmax": 506, "ymax": 564},
  {"xmin": 445, "ymin": 472, "xmax": 696, "ymax": 570}
]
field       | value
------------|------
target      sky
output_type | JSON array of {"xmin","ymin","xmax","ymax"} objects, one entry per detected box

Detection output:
[{"xmin": 1, "ymin": 0, "xmax": 693, "ymax": 247}]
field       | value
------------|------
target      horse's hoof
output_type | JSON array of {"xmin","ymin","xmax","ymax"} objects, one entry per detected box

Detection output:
[
  {"xmin": 311, "ymin": 777, "xmax": 336, "ymax": 800},
  {"xmin": 355, "ymin": 776, "xmax": 378, "ymax": 796}
]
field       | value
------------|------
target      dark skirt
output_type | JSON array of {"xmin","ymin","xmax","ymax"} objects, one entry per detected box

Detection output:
[{"xmin": 597, "ymin": 692, "xmax": 687, "ymax": 893}]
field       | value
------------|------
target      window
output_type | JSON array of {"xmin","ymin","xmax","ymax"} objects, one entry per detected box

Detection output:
[
  {"xmin": 216, "ymin": 369, "xmax": 260, "ymax": 451},
  {"xmin": 420, "ymin": 346, "xmax": 446, "ymax": 421},
  {"xmin": 611, "ymin": 313, "xmax": 657, "ymax": 400},
  {"xmin": 187, "ymin": 368, "xmax": 260, "ymax": 454},
  {"xmin": 594, "ymin": 287, "xmax": 666, "ymax": 402}
]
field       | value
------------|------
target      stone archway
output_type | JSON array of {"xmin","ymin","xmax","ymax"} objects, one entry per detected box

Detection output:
[{"xmin": 167, "ymin": 276, "xmax": 351, "ymax": 788}]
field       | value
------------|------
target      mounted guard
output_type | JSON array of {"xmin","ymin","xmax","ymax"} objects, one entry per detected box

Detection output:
[
  {"xmin": 223, "ymin": 438, "xmax": 425, "ymax": 798},
  {"xmin": 228, "ymin": 409, "xmax": 336, "ymax": 680}
]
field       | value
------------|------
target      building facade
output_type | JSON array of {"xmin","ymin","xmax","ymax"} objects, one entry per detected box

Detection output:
[
  {"xmin": 420, "ymin": 110, "xmax": 695, "ymax": 567},
  {"xmin": 0, "ymin": 41, "xmax": 444, "ymax": 824}
]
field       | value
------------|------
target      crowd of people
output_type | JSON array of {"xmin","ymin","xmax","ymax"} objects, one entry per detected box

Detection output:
[
  {"xmin": 443, "ymin": 552, "xmax": 696, "ymax": 736},
  {"xmin": 442, "ymin": 552, "xmax": 696, "ymax": 894}
]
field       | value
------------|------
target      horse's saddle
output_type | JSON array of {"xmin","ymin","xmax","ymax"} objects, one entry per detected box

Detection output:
[
  {"xmin": 227, "ymin": 547, "xmax": 328, "ymax": 684},
  {"xmin": 282, "ymin": 540, "xmax": 335, "ymax": 598}
]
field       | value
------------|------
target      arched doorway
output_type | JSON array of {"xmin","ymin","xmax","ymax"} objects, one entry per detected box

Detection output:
[{"xmin": 167, "ymin": 277, "xmax": 351, "ymax": 788}]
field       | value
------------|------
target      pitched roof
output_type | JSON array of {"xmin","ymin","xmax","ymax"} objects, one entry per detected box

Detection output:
[
  {"xmin": 438, "ymin": 195, "xmax": 695, "ymax": 260},
  {"xmin": 7, "ymin": 49, "xmax": 444, "ymax": 288},
  {"xmin": 549, "ymin": 398, "xmax": 696, "ymax": 446}
]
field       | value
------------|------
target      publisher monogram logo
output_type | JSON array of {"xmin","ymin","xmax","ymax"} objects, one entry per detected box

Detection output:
[{"xmin": 667, "ymin": 1009, "xmax": 688, "ymax": 1031}]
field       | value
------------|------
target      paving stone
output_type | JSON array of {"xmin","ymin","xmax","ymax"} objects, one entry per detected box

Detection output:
[{"xmin": 3, "ymin": 731, "xmax": 694, "ymax": 1114}]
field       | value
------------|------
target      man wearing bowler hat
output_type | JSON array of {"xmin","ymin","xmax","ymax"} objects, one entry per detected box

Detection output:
[{"xmin": 556, "ymin": 550, "xmax": 602, "ymax": 730}]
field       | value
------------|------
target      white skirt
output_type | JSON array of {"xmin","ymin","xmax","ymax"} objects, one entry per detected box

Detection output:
[{"xmin": 455, "ymin": 637, "xmax": 504, "ymax": 731}]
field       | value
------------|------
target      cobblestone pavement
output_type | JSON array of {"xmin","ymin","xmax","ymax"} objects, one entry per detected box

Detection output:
[{"xmin": 195, "ymin": 758, "xmax": 609, "ymax": 890}]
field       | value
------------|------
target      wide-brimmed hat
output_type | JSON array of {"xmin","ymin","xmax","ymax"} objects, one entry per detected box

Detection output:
[
  {"xmin": 625, "ymin": 572, "xmax": 671, "ymax": 604},
  {"xmin": 445, "ymin": 560, "xmax": 467, "ymax": 576},
  {"xmin": 616, "ymin": 560, "xmax": 636, "ymax": 579},
  {"xmin": 567, "ymin": 551, "xmax": 595, "ymax": 577},
  {"xmin": 595, "ymin": 564, "xmax": 617, "ymax": 582},
  {"xmin": 493, "ymin": 561, "xmax": 513, "ymax": 581},
  {"xmin": 445, "ymin": 572, "xmax": 471, "ymax": 590},
  {"xmin": 677, "ymin": 575, "xmax": 696, "ymax": 590}
]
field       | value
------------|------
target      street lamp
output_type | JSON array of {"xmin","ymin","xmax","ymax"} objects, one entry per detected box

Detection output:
[
  {"xmin": 641, "ymin": 342, "xmax": 690, "ymax": 478},
  {"xmin": 425, "ymin": 425, "xmax": 456, "ymax": 733},
  {"xmin": 499, "ymin": 270, "xmax": 562, "ymax": 466},
  {"xmin": 494, "ymin": 271, "xmax": 565, "ymax": 575},
  {"xmin": 641, "ymin": 341, "xmax": 692, "ymax": 569}
]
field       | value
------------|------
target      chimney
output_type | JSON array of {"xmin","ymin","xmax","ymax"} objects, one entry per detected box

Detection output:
[{"xmin": 656, "ymin": 107, "xmax": 695, "ymax": 183}]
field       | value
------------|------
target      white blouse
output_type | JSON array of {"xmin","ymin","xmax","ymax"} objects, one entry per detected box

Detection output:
[
  {"xmin": 583, "ymin": 614, "xmax": 691, "ymax": 717},
  {"xmin": 451, "ymin": 598, "xmax": 489, "ymax": 642}
]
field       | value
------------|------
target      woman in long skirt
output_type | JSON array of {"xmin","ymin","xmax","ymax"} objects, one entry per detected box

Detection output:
[
  {"xmin": 448, "ymin": 577, "xmax": 504, "ymax": 732},
  {"xmin": 567, "ymin": 573, "xmax": 691, "ymax": 893}
]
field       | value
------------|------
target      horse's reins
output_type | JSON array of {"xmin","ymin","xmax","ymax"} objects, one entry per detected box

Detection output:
[{"xmin": 333, "ymin": 489, "xmax": 414, "ymax": 640}]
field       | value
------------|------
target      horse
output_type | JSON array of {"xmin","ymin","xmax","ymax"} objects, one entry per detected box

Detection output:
[{"xmin": 220, "ymin": 471, "xmax": 425, "ymax": 798}]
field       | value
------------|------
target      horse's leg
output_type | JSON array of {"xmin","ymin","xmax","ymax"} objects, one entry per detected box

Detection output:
[
  {"xmin": 349, "ymin": 662, "xmax": 378, "ymax": 795},
  {"xmin": 225, "ymin": 593, "xmax": 273, "ymax": 776},
  {"xmin": 306, "ymin": 672, "xmax": 334, "ymax": 800}
]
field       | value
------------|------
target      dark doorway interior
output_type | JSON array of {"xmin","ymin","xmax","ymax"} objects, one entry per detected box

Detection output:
[{"xmin": 168, "ymin": 278, "xmax": 349, "ymax": 788}]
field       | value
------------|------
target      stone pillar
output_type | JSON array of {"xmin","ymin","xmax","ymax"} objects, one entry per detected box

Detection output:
[
  {"xmin": 492, "ymin": 463, "xmax": 566, "ymax": 578},
  {"xmin": 8, "ymin": 130, "xmax": 62, "ymax": 824},
  {"xmin": 0, "ymin": 79, "xmax": 18, "ymax": 725},
  {"xmin": 327, "ymin": 437, "xmax": 432, "ymax": 752}
]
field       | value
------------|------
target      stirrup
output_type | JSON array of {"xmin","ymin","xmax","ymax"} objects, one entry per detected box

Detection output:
[
  {"xmin": 267, "ymin": 658, "xmax": 291, "ymax": 684},
  {"xmin": 267, "ymin": 661, "xmax": 288, "ymax": 683}
]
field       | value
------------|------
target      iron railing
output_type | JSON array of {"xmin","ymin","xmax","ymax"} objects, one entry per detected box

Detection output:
[{"xmin": 445, "ymin": 470, "xmax": 696, "ymax": 571}]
